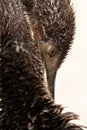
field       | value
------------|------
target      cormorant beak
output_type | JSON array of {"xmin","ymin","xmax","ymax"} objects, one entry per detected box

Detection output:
[
  {"xmin": 46, "ymin": 66, "xmax": 57, "ymax": 98},
  {"xmin": 40, "ymin": 41, "xmax": 58, "ymax": 99}
]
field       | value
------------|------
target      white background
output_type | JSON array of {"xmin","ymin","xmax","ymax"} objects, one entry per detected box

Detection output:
[{"xmin": 55, "ymin": 0, "xmax": 87, "ymax": 127}]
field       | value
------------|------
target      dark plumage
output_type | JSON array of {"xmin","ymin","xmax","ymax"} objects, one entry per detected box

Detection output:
[
  {"xmin": 0, "ymin": 0, "xmax": 85, "ymax": 129},
  {"xmin": 22, "ymin": 0, "xmax": 75, "ymax": 97}
]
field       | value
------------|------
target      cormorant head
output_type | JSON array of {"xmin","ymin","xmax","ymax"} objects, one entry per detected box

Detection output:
[{"xmin": 22, "ymin": 0, "xmax": 75, "ymax": 98}]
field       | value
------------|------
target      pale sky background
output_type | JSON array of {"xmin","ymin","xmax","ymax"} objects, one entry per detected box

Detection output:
[{"xmin": 55, "ymin": 0, "xmax": 87, "ymax": 128}]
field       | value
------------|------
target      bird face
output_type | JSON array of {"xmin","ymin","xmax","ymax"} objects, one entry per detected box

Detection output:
[
  {"xmin": 23, "ymin": 0, "xmax": 75, "ymax": 98},
  {"xmin": 40, "ymin": 41, "xmax": 60, "ymax": 98},
  {"xmin": 31, "ymin": 20, "xmax": 60, "ymax": 98}
]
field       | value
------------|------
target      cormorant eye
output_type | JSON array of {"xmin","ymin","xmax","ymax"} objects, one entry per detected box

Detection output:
[{"xmin": 47, "ymin": 46, "xmax": 58, "ymax": 57}]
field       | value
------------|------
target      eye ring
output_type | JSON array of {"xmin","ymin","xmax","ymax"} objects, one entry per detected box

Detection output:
[{"xmin": 47, "ymin": 46, "xmax": 58, "ymax": 57}]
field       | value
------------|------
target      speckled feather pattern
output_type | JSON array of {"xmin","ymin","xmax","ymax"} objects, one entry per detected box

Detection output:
[
  {"xmin": 0, "ymin": 0, "xmax": 84, "ymax": 129},
  {"xmin": 34, "ymin": 0, "xmax": 75, "ymax": 67}
]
